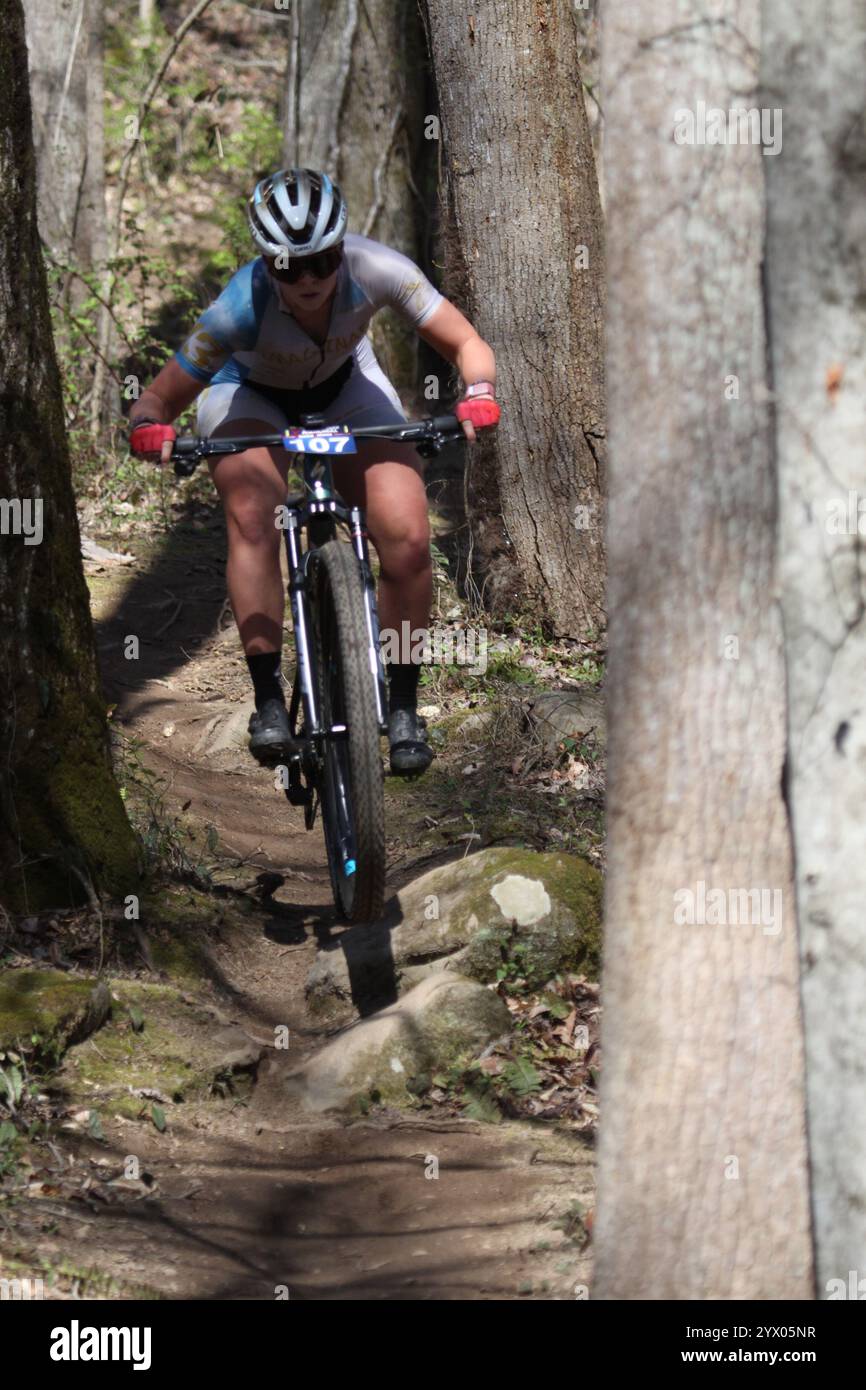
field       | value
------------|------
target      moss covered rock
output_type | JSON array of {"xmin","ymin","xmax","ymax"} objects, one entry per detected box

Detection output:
[
  {"xmin": 306, "ymin": 846, "xmax": 602, "ymax": 1019},
  {"xmin": 287, "ymin": 973, "xmax": 510, "ymax": 1113},
  {"xmin": 57, "ymin": 982, "xmax": 263, "ymax": 1118},
  {"xmin": 524, "ymin": 688, "xmax": 606, "ymax": 754},
  {"xmin": 0, "ymin": 965, "xmax": 262, "ymax": 1119},
  {"xmin": 458, "ymin": 853, "xmax": 601, "ymax": 987},
  {"xmin": 0, "ymin": 969, "xmax": 110, "ymax": 1061}
]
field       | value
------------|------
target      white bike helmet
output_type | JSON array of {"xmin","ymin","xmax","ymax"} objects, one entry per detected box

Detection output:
[{"xmin": 248, "ymin": 168, "xmax": 347, "ymax": 258}]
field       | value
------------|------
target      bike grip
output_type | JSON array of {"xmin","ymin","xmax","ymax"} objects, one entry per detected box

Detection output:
[{"xmin": 431, "ymin": 414, "xmax": 462, "ymax": 433}]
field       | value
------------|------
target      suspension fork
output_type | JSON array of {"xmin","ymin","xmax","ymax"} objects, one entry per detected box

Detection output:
[
  {"xmin": 283, "ymin": 509, "xmax": 322, "ymax": 737},
  {"xmin": 349, "ymin": 505, "xmax": 388, "ymax": 731}
]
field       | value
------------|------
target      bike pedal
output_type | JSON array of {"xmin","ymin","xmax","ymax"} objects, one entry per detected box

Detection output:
[{"xmin": 284, "ymin": 759, "xmax": 313, "ymax": 806}]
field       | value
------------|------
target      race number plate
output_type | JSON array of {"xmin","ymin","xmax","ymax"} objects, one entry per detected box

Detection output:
[{"xmin": 281, "ymin": 428, "xmax": 357, "ymax": 455}]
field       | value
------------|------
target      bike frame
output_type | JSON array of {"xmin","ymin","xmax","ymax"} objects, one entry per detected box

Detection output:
[
  {"xmin": 170, "ymin": 411, "xmax": 464, "ymax": 814},
  {"xmin": 283, "ymin": 449, "xmax": 387, "ymax": 741}
]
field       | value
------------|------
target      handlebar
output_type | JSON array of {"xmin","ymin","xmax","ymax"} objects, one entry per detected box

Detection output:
[{"xmin": 170, "ymin": 414, "xmax": 466, "ymax": 476}]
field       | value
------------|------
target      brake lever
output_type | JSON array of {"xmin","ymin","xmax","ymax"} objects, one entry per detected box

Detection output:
[
  {"xmin": 172, "ymin": 437, "xmax": 204, "ymax": 477},
  {"xmin": 417, "ymin": 424, "xmax": 466, "ymax": 458}
]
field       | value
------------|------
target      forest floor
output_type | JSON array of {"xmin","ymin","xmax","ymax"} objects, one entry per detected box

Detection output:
[{"xmin": 0, "ymin": 468, "xmax": 602, "ymax": 1301}]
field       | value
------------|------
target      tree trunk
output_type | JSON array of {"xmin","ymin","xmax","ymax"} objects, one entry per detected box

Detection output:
[
  {"xmin": 593, "ymin": 1, "xmax": 812, "ymax": 1297},
  {"xmin": 422, "ymin": 0, "xmax": 606, "ymax": 637},
  {"xmin": 22, "ymin": 0, "xmax": 107, "ymax": 287},
  {"xmin": 0, "ymin": 0, "xmax": 139, "ymax": 911},
  {"xmin": 763, "ymin": 0, "xmax": 866, "ymax": 1294},
  {"xmin": 280, "ymin": 0, "xmax": 435, "ymax": 403}
]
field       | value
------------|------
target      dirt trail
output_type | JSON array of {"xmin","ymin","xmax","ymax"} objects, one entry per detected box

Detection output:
[{"xmin": 21, "ymin": 516, "xmax": 594, "ymax": 1300}]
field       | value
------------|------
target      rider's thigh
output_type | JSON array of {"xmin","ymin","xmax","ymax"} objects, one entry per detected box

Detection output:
[
  {"xmin": 334, "ymin": 453, "xmax": 431, "ymax": 557},
  {"xmin": 207, "ymin": 419, "xmax": 289, "ymax": 544}
]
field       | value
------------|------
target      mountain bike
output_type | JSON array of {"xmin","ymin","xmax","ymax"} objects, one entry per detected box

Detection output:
[{"xmin": 171, "ymin": 412, "xmax": 465, "ymax": 924}]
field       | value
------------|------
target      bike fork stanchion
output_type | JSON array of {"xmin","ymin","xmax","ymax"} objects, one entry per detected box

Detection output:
[
  {"xmin": 283, "ymin": 510, "xmax": 320, "ymax": 736},
  {"xmin": 349, "ymin": 506, "xmax": 388, "ymax": 731}
]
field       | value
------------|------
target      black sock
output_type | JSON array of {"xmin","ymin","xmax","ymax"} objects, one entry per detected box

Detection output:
[
  {"xmin": 388, "ymin": 661, "xmax": 421, "ymax": 713},
  {"xmin": 246, "ymin": 651, "xmax": 284, "ymax": 710}
]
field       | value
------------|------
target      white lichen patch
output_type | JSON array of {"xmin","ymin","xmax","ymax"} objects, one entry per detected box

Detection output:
[{"xmin": 490, "ymin": 875, "xmax": 551, "ymax": 926}]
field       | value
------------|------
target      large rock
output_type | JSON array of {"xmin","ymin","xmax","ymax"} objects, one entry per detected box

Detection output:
[
  {"xmin": 58, "ymin": 982, "xmax": 265, "ymax": 1118},
  {"xmin": 191, "ymin": 702, "xmax": 254, "ymax": 770},
  {"xmin": 306, "ymin": 847, "xmax": 602, "ymax": 1019},
  {"xmin": 0, "ymin": 970, "xmax": 111, "ymax": 1061},
  {"xmin": 524, "ymin": 688, "xmax": 606, "ymax": 754},
  {"xmin": 287, "ymin": 973, "xmax": 510, "ymax": 1112}
]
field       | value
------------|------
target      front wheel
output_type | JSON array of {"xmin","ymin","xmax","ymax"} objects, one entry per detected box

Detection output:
[{"xmin": 309, "ymin": 540, "xmax": 386, "ymax": 923}]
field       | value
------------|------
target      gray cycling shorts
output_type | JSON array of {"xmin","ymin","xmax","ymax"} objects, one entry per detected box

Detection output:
[{"xmin": 196, "ymin": 354, "xmax": 407, "ymax": 439}]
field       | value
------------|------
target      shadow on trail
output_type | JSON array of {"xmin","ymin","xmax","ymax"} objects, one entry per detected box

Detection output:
[
  {"xmin": 93, "ymin": 487, "xmax": 229, "ymax": 704},
  {"xmin": 303, "ymin": 838, "xmax": 474, "ymax": 1019},
  {"xmin": 72, "ymin": 1127, "xmax": 534, "ymax": 1301}
]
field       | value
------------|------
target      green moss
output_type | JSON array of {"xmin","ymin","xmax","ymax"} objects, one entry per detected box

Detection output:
[
  {"xmin": 58, "ymin": 981, "xmax": 222, "ymax": 1113},
  {"xmin": 454, "ymin": 848, "xmax": 603, "ymax": 985},
  {"xmin": 0, "ymin": 1253, "xmax": 163, "ymax": 1301},
  {"xmin": 148, "ymin": 933, "xmax": 209, "ymax": 985},
  {"xmin": 0, "ymin": 971, "xmax": 98, "ymax": 1054},
  {"xmin": 134, "ymin": 884, "xmax": 258, "ymax": 987},
  {"xmin": 484, "ymin": 815, "xmax": 528, "ymax": 842},
  {"xmin": 384, "ymin": 761, "xmax": 457, "ymax": 804}
]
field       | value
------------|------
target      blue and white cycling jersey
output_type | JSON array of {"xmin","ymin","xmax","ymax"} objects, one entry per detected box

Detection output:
[{"xmin": 175, "ymin": 233, "xmax": 443, "ymax": 392}]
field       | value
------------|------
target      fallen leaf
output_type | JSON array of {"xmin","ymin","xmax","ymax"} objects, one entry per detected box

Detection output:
[
  {"xmin": 557, "ymin": 1008, "xmax": 578, "ymax": 1044},
  {"xmin": 478, "ymin": 1056, "xmax": 505, "ymax": 1075},
  {"xmin": 826, "ymin": 362, "xmax": 844, "ymax": 401}
]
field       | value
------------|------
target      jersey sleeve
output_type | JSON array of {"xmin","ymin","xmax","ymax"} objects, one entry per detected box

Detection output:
[
  {"xmin": 174, "ymin": 260, "xmax": 265, "ymax": 384},
  {"xmin": 376, "ymin": 245, "xmax": 443, "ymax": 328}
]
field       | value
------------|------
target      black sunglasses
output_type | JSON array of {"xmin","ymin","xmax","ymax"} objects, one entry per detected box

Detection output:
[{"xmin": 268, "ymin": 246, "xmax": 343, "ymax": 284}]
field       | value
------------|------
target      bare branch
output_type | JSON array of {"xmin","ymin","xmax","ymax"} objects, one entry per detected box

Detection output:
[
  {"xmin": 361, "ymin": 107, "xmax": 404, "ymax": 237},
  {"xmin": 90, "ymin": 0, "xmax": 219, "ymax": 437}
]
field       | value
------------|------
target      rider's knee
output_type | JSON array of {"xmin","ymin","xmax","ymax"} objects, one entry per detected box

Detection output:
[
  {"xmin": 382, "ymin": 525, "xmax": 431, "ymax": 580},
  {"xmin": 226, "ymin": 495, "xmax": 279, "ymax": 549}
]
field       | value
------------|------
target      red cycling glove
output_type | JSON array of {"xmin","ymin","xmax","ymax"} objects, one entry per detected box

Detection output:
[
  {"xmin": 455, "ymin": 397, "xmax": 501, "ymax": 430},
  {"xmin": 129, "ymin": 421, "xmax": 177, "ymax": 458}
]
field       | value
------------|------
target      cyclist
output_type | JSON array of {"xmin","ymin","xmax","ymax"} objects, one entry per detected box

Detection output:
[{"xmin": 128, "ymin": 167, "xmax": 499, "ymax": 774}]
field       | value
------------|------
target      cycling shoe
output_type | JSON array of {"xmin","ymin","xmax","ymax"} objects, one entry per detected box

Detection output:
[
  {"xmin": 248, "ymin": 698, "xmax": 297, "ymax": 765},
  {"xmin": 388, "ymin": 706, "xmax": 434, "ymax": 775}
]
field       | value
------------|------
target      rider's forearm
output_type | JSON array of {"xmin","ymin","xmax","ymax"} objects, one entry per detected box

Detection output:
[
  {"xmin": 129, "ymin": 361, "xmax": 204, "ymax": 429},
  {"xmin": 129, "ymin": 388, "xmax": 173, "ymax": 427},
  {"xmin": 454, "ymin": 334, "xmax": 496, "ymax": 392}
]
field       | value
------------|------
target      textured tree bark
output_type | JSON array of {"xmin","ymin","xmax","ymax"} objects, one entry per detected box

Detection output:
[
  {"xmin": 594, "ymin": 1, "xmax": 812, "ymax": 1297},
  {"xmin": 22, "ymin": 0, "xmax": 107, "ymax": 289},
  {"xmin": 0, "ymin": 0, "xmax": 139, "ymax": 911},
  {"xmin": 763, "ymin": 0, "xmax": 866, "ymax": 1296},
  {"xmin": 422, "ymin": 0, "xmax": 606, "ymax": 637},
  {"xmin": 280, "ymin": 0, "xmax": 435, "ymax": 401}
]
